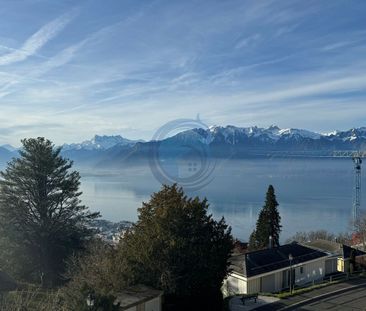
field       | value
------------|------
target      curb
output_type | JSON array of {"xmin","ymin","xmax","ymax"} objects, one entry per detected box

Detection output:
[{"xmin": 277, "ymin": 281, "xmax": 366, "ymax": 310}]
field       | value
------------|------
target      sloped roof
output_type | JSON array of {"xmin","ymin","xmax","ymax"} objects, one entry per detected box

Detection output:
[
  {"xmin": 342, "ymin": 244, "xmax": 366, "ymax": 259},
  {"xmin": 0, "ymin": 271, "xmax": 17, "ymax": 292},
  {"xmin": 230, "ymin": 242, "xmax": 328, "ymax": 278},
  {"xmin": 305, "ymin": 239, "xmax": 342, "ymax": 255},
  {"xmin": 305, "ymin": 239, "xmax": 366, "ymax": 259},
  {"xmin": 115, "ymin": 285, "xmax": 162, "ymax": 310}
]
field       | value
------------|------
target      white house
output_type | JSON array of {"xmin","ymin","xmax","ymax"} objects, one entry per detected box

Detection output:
[
  {"xmin": 222, "ymin": 242, "xmax": 330, "ymax": 296},
  {"xmin": 305, "ymin": 239, "xmax": 366, "ymax": 273}
]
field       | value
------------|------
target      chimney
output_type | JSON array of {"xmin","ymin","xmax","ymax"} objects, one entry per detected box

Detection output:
[{"xmin": 269, "ymin": 235, "xmax": 273, "ymax": 249}]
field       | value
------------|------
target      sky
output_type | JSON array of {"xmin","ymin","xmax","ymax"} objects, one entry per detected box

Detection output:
[{"xmin": 0, "ymin": 0, "xmax": 366, "ymax": 146}]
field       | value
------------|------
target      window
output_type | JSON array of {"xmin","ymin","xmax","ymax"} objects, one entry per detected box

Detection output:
[{"xmin": 300, "ymin": 266, "xmax": 304, "ymax": 274}]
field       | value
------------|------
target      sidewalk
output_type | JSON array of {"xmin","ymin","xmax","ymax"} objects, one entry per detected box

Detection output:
[{"xmin": 229, "ymin": 295, "xmax": 279, "ymax": 311}]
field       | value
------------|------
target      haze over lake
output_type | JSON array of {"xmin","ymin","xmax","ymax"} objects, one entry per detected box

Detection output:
[{"xmin": 79, "ymin": 157, "xmax": 363, "ymax": 242}]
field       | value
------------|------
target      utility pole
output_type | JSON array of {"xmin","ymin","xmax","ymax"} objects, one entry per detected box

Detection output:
[{"xmin": 288, "ymin": 254, "xmax": 293, "ymax": 294}]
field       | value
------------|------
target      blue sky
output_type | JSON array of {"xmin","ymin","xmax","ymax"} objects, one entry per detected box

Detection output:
[{"xmin": 0, "ymin": 0, "xmax": 366, "ymax": 146}]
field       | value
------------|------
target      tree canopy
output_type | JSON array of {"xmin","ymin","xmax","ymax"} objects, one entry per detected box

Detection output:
[
  {"xmin": 114, "ymin": 184, "xmax": 233, "ymax": 310},
  {"xmin": 0, "ymin": 137, "xmax": 99, "ymax": 286},
  {"xmin": 249, "ymin": 185, "xmax": 281, "ymax": 250},
  {"xmin": 285, "ymin": 230, "xmax": 352, "ymax": 245}
]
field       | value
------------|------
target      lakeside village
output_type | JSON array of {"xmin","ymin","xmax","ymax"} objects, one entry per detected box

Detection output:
[
  {"xmin": 1, "ymin": 138, "xmax": 366, "ymax": 311},
  {"xmin": 91, "ymin": 219, "xmax": 134, "ymax": 244}
]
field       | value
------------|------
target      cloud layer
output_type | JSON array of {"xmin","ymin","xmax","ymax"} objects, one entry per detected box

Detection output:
[{"xmin": 0, "ymin": 0, "xmax": 365, "ymax": 146}]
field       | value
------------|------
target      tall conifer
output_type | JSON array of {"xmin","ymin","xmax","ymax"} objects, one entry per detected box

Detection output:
[{"xmin": 249, "ymin": 185, "xmax": 281, "ymax": 250}]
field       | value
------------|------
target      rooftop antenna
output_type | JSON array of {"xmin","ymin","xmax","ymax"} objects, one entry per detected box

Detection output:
[{"xmin": 268, "ymin": 235, "xmax": 273, "ymax": 249}]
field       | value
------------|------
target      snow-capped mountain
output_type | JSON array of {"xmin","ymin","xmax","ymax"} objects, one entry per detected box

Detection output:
[
  {"xmin": 143, "ymin": 124, "xmax": 366, "ymax": 162},
  {"xmin": 176, "ymin": 125, "xmax": 366, "ymax": 146},
  {"xmin": 62, "ymin": 135, "xmax": 144, "ymax": 151},
  {"xmin": 325, "ymin": 127, "xmax": 366, "ymax": 142},
  {"xmin": 1, "ymin": 126, "xmax": 366, "ymax": 168},
  {"xmin": 0, "ymin": 144, "xmax": 18, "ymax": 152},
  {"xmin": 0, "ymin": 146, "xmax": 16, "ymax": 168},
  {"xmin": 207, "ymin": 125, "xmax": 322, "ymax": 144},
  {"xmin": 55, "ymin": 126, "xmax": 366, "ymax": 167}
]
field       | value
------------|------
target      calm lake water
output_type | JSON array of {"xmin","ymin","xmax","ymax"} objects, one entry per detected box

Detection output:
[{"xmin": 79, "ymin": 158, "xmax": 364, "ymax": 242}]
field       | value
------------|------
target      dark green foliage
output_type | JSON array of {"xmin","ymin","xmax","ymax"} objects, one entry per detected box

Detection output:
[
  {"xmin": 0, "ymin": 138, "xmax": 99, "ymax": 286},
  {"xmin": 248, "ymin": 230, "xmax": 257, "ymax": 250},
  {"xmin": 115, "ymin": 184, "xmax": 233, "ymax": 310},
  {"xmin": 58, "ymin": 185, "xmax": 233, "ymax": 310},
  {"xmin": 249, "ymin": 185, "xmax": 281, "ymax": 250}
]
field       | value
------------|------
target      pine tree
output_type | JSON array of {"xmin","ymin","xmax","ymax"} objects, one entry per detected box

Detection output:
[
  {"xmin": 248, "ymin": 230, "xmax": 258, "ymax": 250},
  {"xmin": 249, "ymin": 185, "xmax": 281, "ymax": 250},
  {"xmin": 0, "ymin": 137, "xmax": 99, "ymax": 286},
  {"xmin": 115, "ymin": 184, "xmax": 233, "ymax": 311}
]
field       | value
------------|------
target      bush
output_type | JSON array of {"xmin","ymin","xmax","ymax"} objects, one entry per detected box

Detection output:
[
  {"xmin": 0, "ymin": 289, "xmax": 63, "ymax": 311},
  {"xmin": 60, "ymin": 239, "xmax": 120, "ymax": 310}
]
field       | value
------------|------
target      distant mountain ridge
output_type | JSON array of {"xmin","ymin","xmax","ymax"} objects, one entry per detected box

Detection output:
[
  {"xmin": 0, "ymin": 147, "xmax": 14, "ymax": 166},
  {"xmin": 1, "ymin": 126, "xmax": 366, "ymax": 168},
  {"xmin": 63, "ymin": 125, "xmax": 366, "ymax": 167},
  {"xmin": 0, "ymin": 144, "xmax": 17, "ymax": 152},
  {"xmin": 62, "ymin": 135, "xmax": 144, "ymax": 151},
  {"xmin": 205, "ymin": 125, "xmax": 366, "ymax": 144}
]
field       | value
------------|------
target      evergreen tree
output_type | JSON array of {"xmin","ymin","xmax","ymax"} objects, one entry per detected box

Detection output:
[
  {"xmin": 249, "ymin": 185, "xmax": 281, "ymax": 250},
  {"xmin": 248, "ymin": 230, "xmax": 258, "ymax": 250},
  {"xmin": 0, "ymin": 137, "xmax": 99, "ymax": 286},
  {"xmin": 115, "ymin": 184, "xmax": 233, "ymax": 311}
]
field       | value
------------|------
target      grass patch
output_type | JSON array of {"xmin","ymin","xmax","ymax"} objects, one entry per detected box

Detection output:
[
  {"xmin": 272, "ymin": 281, "xmax": 340, "ymax": 299},
  {"xmin": 225, "ymin": 281, "xmax": 342, "ymax": 302}
]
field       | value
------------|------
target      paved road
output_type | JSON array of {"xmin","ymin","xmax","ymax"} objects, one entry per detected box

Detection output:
[{"xmin": 255, "ymin": 278, "xmax": 366, "ymax": 310}]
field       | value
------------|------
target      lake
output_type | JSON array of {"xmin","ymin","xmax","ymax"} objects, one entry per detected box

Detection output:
[{"xmin": 79, "ymin": 158, "xmax": 364, "ymax": 242}]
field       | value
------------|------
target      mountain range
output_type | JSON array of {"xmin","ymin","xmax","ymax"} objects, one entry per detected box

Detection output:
[{"xmin": 1, "ymin": 126, "xmax": 365, "ymax": 168}]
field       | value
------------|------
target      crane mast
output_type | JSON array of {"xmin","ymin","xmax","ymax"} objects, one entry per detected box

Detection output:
[
  {"xmin": 353, "ymin": 156, "xmax": 362, "ymax": 224},
  {"xmin": 333, "ymin": 151, "xmax": 365, "ymax": 226}
]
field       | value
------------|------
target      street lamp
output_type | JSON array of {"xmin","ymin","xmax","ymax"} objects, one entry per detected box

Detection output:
[
  {"xmin": 289, "ymin": 254, "xmax": 293, "ymax": 294},
  {"xmin": 86, "ymin": 293, "xmax": 95, "ymax": 310}
]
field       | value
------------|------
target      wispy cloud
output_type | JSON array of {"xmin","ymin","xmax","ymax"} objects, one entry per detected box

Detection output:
[
  {"xmin": 321, "ymin": 38, "xmax": 366, "ymax": 51},
  {"xmin": 0, "ymin": 33, "xmax": 86, "ymax": 99},
  {"xmin": 235, "ymin": 34, "xmax": 261, "ymax": 49},
  {"xmin": 0, "ymin": 0, "xmax": 366, "ymax": 145},
  {"xmin": 0, "ymin": 9, "xmax": 77, "ymax": 66}
]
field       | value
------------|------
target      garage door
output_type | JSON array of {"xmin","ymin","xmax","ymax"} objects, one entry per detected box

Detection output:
[{"xmin": 261, "ymin": 274, "xmax": 276, "ymax": 293}]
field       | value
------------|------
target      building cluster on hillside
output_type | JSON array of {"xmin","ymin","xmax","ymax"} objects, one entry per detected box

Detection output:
[{"xmin": 90, "ymin": 219, "xmax": 134, "ymax": 244}]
